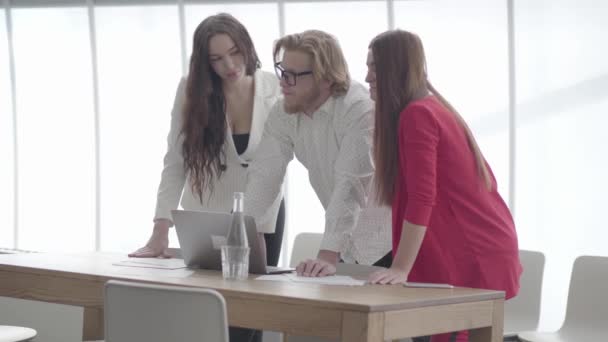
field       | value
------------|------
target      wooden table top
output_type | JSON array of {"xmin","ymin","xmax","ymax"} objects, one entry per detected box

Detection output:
[{"xmin": 0, "ymin": 252, "xmax": 504, "ymax": 313}]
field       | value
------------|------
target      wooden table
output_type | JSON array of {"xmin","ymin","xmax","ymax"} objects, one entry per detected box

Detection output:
[{"xmin": 0, "ymin": 252, "xmax": 504, "ymax": 342}]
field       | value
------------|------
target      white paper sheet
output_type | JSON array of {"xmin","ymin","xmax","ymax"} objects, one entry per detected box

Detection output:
[
  {"xmin": 255, "ymin": 274, "xmax": 290, "ymax": 281},
  {"xmin": 112, "ymin": 258, "xmax": 188, "ymax": 270},
  {"xmin": 256, "ymin": 273, "xmax": 366, "ymax": 286}
]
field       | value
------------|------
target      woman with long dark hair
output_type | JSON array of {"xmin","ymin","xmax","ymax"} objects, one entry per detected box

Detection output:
[
  {"xmin": 130, "ymin": 13, "xmax": 284, "ymax": 342},
  {"xmin": 365, "ymin": 29, "xmax": 522, "ymax": 342}
]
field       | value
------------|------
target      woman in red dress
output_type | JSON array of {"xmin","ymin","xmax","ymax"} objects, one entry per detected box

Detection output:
[{"xmin": 365, "ymin": 29, "xmax": 522, "ymax": 342}]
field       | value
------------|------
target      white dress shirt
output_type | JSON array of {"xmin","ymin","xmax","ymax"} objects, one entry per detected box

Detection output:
[
  {"xmin": 154, "ymin": 70, "xmax": 283, "ymax": 234},
  {"xmin": 245, "ymin": 81, "xmax": 392, "ymax": 265}
]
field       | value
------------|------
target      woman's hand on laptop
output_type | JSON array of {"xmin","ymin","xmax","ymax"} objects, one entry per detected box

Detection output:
[{"xmin": 128, "ymin": 219, "xmax": 172, "ymax": 258}]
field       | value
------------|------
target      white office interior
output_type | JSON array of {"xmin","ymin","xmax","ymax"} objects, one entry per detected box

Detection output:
[{"xmin": 1, "ymin": 0, "xmax": 607, "ymax": 341}]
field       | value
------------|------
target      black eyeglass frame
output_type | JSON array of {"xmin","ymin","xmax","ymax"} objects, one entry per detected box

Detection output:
[{"xmin": 274, "ymin": 62, "xmax": 313, "ymax": 86}]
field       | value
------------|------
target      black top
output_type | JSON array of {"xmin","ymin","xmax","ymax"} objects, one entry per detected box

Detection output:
[{"xmin": 232, "ymin": 133, "xmax": 250, "ymax": 155}]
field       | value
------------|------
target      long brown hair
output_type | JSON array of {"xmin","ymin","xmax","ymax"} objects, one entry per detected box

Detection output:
[
  {"xmin": 370, "ymin": 29, "xmax": 491, "ymax": 206},
  {"xmin": 273, "ymin": 30, "xmax": 350, "ymax": 96},
  {"xmin": 182, "ymin": 13, "xmax": 260, "ymax": 201}
]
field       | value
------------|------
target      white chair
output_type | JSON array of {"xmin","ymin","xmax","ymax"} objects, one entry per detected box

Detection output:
[
  {"xmin": 0, "ymin": 325, "xmax": 37, "ymax": 341},
  {"xmin": 104, "ymin": 280, "xmax": 228, "ymax": 342},
  {"xmin": 289, "ymin": 233, "xmax": 323, "ymax": 267},
  {"xmin": 504, "ymin": 250, "xmax": 545, "ymax": 338},
  {"xmin": 518, "ymin": 255, "xmax": 608, "ymax": 342}
]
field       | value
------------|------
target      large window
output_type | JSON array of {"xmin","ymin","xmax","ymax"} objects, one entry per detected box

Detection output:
[
  {"xmin": 514, "ymin": 0, "xmax": 608, "ymax": 329},
  {"xmin": 0, "ymin": 9, "xmax": 14, "ymax": 248},
  {"xmin": 12, "ymin": 7, "xmax": 96, "ymax": 252},
  {"xmin": 95, "ymin": 5, "xmax": 182, "ymax": 253}
]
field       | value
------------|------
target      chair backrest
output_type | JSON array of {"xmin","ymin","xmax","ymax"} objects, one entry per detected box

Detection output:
[
  {"xmin": 104, "ymin": 280, "xmax": 228, "ymax": 342},
  {"xmin": 503, "ymin": 249, "xmax": 545, "ymax": 335},
  {"xmin": 289, "ymin": 233, "xmax": 323, "ymax": 268},
  {"xmin": 562, "ymin": 255, "xmax": 608, "ymax": 330}
]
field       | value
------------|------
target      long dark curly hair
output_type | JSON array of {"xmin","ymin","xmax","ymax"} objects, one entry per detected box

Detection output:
[{"xmin": 182, "ymin": 13, "xmax": 260, "ymax": 202}]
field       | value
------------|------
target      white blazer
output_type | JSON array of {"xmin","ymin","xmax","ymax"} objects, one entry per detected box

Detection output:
[{"xmin": 154, "ymin": 70, "xmax": 283, "ymax": 233}]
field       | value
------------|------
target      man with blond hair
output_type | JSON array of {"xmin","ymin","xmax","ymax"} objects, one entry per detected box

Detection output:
[{"xmin": 245, "ymin": 30, "xmax": 392, "ymax": 277}]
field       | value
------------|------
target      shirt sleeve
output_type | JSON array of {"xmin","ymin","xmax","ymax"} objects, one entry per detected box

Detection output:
[
  {"xmin": 320, "ymin": 99, "xmax": 375, "ymax": 252},
  {"xmin": 153, "ymin": 78, "xmax": 188, "ymax": 223},
  {"xmin": 244, "ymin": 102, "xmax": 294, "ymax": 233},
  {"xmin": 399, "ymin": 103, "xmax": 439, "ymax": 227}
]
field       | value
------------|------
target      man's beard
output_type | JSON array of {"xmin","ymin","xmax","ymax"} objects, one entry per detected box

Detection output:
[{"xmin": 283, "ymin": 86, "xmax": 321, "ymax": 114}]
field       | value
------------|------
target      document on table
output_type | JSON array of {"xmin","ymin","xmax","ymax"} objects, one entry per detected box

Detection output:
[
  {"xmin": 113, "ymin": 258, "xmax": 188, "ymax": 270},
  {"xmin": 256, "ymin": 273, "xmax": 366, "ymax": 286}
]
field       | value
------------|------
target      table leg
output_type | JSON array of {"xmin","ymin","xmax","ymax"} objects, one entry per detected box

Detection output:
[
  {"xmin": 469, "ymin": 299, "xmax": 504, "ymax": 342},
  {"xmin": 341, "ymin": 311, "xmax": 384, "ymax": 342},
  {"xmin": 82, "ymin": 306, "xmax": 104, "ymax": 341}
]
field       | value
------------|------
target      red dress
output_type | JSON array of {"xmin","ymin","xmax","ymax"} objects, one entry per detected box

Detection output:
[{"xmin": 392, "ymin": 96, "xmax": 522, "ymax": 341}]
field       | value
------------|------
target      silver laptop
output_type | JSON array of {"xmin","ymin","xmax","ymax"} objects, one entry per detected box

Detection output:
[{"xmin": 171, "ymin": 210, "xmax": 294, "ymax": 275}]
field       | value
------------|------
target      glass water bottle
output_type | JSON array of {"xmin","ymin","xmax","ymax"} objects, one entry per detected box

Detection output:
[{"xmin": 221, "ymin": 192, "xmax": 250, "ymax": 280}]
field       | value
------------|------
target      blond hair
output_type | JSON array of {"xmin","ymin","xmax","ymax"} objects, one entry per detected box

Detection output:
[{"xmin": 273, "ymin": 30, "xmax": 350, "ymax": 96}]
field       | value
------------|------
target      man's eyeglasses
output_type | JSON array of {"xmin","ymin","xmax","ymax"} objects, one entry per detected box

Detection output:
[{"xmin": 274, "ymin": 62, "xmax": 313, "ymax": 86}]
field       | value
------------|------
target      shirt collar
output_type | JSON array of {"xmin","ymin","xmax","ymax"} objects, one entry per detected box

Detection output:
[{"xmin": 306, "ymin": 93, "xmax": 338, "ymax": 118}]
